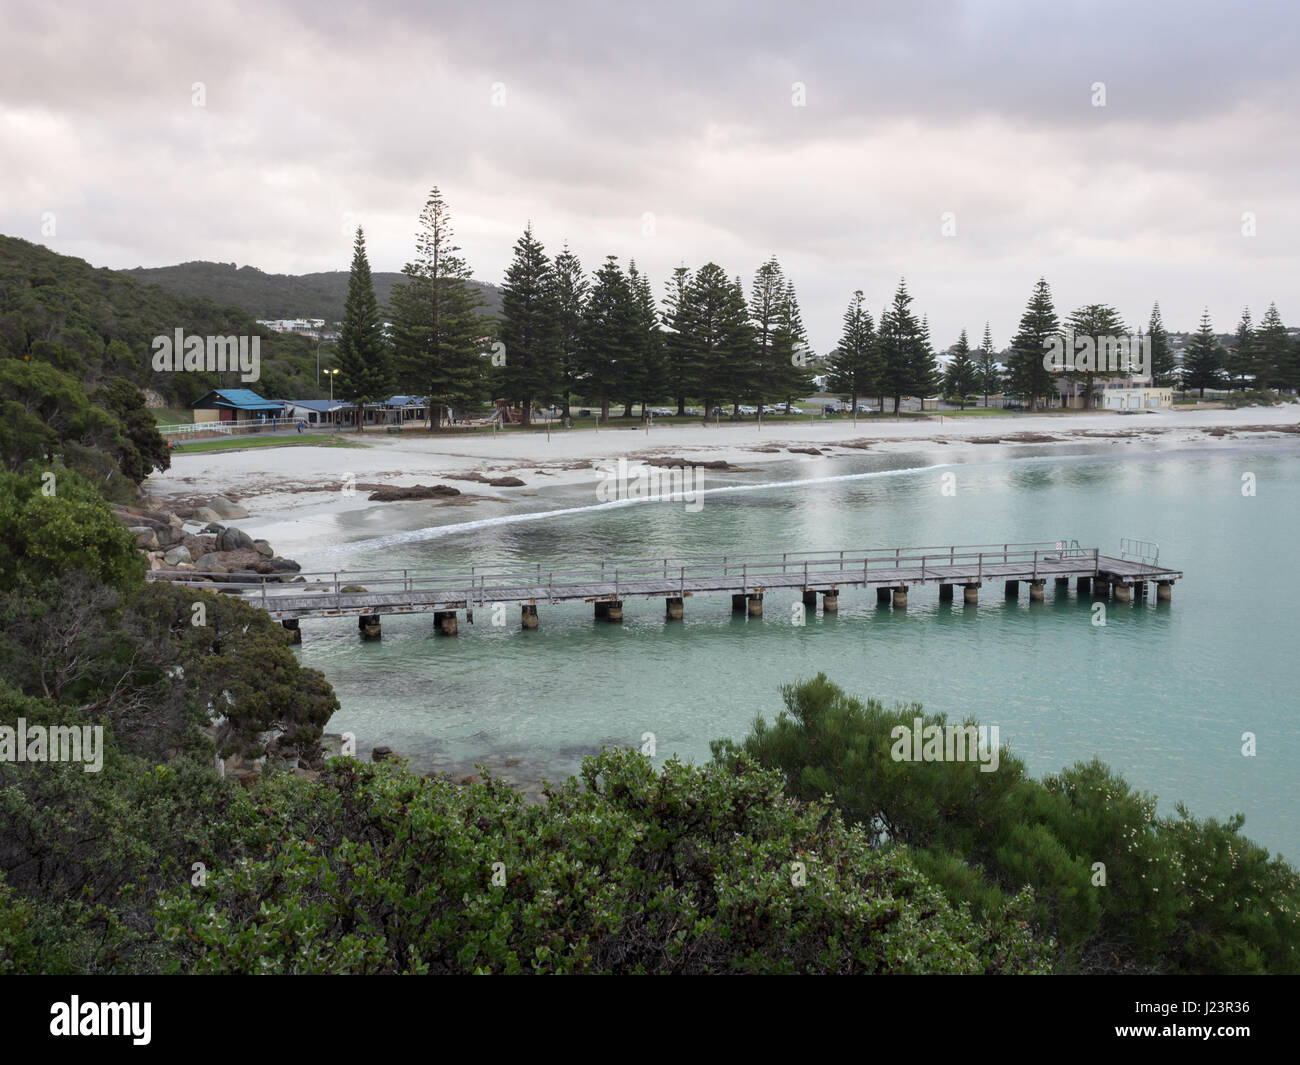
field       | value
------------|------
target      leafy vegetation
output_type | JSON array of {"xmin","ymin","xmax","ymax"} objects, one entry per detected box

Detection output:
[
  {"xmin": 711, "ymin": 673, "xmax": 1300, "ymax": 974},
  {"xmin": 0, "ymin": 235, "xmax": 331, "ymax": 409},
  {"xmin": 152, "ymin": 750, "xmax": 1050, "ymax": 974}
]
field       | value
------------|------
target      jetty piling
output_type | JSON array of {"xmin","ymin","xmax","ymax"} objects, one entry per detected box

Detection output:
[{"xmin": 147, "ymin": 540, "xmax": 1182, "ymax": 636}]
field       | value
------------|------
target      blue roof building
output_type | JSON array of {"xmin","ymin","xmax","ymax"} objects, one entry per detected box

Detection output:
[{"xmin": 192, "ymin": 388, "xmax": 285, "ymax": 423}]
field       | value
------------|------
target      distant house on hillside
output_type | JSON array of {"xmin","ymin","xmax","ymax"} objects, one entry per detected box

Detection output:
[{"xmin": 192, "ymin": 388, "xmax": 284, "ymax": 424}]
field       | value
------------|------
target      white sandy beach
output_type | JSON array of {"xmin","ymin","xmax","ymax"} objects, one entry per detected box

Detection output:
[{"xmin": 148, "ymin": 405, "xmax": 1299, "ymax": 523}]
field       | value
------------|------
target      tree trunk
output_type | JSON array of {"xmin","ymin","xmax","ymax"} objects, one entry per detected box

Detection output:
[
  {"xmin": 676, "ymin": 396, "xmax": 686, "ymax": 417},
  {"xmin": 522, "ymin": 397, "xmax": 532, "ymax": 427}
]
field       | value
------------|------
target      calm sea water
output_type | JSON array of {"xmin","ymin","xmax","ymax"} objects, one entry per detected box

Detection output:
[{"xmin": 289, "ymin": 439, "xmax": 1300, "ymax": 859}]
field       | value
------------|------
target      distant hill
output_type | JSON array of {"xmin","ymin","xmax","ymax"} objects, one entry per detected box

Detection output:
[
  {"xmin": 0, "ymin": 236, "xmax": 328, "ymax": 404},
  {"xmin": 121, "ymin": 261, "xmax": 503, "ymax": 322}
]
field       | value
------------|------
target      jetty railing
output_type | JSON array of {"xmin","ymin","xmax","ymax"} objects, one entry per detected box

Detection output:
[{"xmin": 147, "ymin": 540, "xmax": 1133, "ymax": 610}]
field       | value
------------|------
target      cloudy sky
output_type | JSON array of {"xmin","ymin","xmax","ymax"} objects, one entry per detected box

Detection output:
[{"xmin": 3, "ymin": 0, "xmax": 1297, "ymax": 352}]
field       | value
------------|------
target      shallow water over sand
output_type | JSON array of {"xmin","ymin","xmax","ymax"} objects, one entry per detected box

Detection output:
[{"xmin": 291, "ymin": 439, "xmax": 1300, "ymax": 858}]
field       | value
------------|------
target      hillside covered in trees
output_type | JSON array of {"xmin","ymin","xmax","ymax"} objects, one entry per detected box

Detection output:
[
  {"xmin": 122, "ymin": 260, "xmax": 503, "ymax": 323},
  {"xmin": 0, "ymin": 236, "xmax": 329, "ymax": 406}
]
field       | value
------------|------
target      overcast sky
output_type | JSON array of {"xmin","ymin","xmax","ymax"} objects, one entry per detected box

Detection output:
[{"xmin": 3, "ymin": 0, "xmax": 1297, "ymax": 352}]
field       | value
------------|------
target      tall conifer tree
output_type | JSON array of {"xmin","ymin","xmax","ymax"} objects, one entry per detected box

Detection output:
[
  {"xmin": 499, "ymin": 224, "xmax": 558, "ymax": 426},
  {"xmin": 389, "ymin": 187, "xmax": 486, "ymax": 427},
  {"xmin": 1007, "ymin": 278, "xmax": 1059, "ymax": 412},
  {"xmin": 335, "ymin": 227, "xmax": 392, "ymax": 432}
]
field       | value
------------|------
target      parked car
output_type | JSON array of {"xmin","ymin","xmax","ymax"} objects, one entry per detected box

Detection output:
[{"xmin": 577, "ymin": 408, "xmax": 593, "ymax": 417}]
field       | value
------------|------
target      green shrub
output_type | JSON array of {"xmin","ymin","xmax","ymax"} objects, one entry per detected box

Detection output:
[
  {"xmin": 715, "ymin": 673, "xmax": 1300, "ymax": 974},
  {"xmin": 153, "ymin": 750, "xmax": 1052, "ymax": 974}
]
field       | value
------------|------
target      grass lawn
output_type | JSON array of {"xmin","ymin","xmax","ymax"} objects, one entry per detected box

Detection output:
[
  {"xmin": 172, "ymin": 433, "xmax": 361, "ymax": 454},
  {"xmin": 152, "ymin": 408, "xmax": 194, "ymax": 424}
]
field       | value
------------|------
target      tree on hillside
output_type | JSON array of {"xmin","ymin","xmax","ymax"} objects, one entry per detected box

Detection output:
[
  {"xmin": 826, "ymin": 290, "xmax": 879, "ymax": 417},
  {"xmin": 552, "ymin": 243, "xmax": 587, "ymax": 419},
  {"xmin": 389, "ymin": 187, "xmax": 487, "ymax": 428},
  {"xmin": 335, "ymin": 227, "xmax": 392, "ymax": 431},
  {"xmin": 1148, "ymin": 303, "xmax": 1177, "ymax": 389},
  {"xmin": 1065, "ymin": 304, "xmax": 1127, "ymax": 409},
  {"xmin": 1007, "ymin": 279, "xmax": 1059, "ymax": 412},
  {"xmin": 944, "ymin": 329, "xmax": 978, "ymax": 409},
  {"xmin": 93, "ymin": 377, "xmax": 171, "ymax": 482},
  {"xmin": 1182, "ymin": 310, "xmax": 1225, "ymax": 398},
  {"xmin": 977, "ymin": 323, "xmax": 1001, "ymax": 406},
  {"xmin": 498, "ymin": 225, "xmax": 559, "ymax": 426}
]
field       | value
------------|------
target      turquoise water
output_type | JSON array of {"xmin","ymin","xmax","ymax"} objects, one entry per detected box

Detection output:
[{"xmin": 293, "ymin": 440, "xmax": 1300, "ymax": 859}]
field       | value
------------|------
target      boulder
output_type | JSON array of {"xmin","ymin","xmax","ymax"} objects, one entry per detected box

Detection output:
[
  {"xmin": 130, "ymin": 527, "xmax": 159, "ymax": 550},
  {"xmin": 194, "ymin": 553, "xmax": 230, "ymax": 573},
  {"xmin": 217, "ymin": 526, "xmax": 256, "ymax": 552},
  {"xmin": 366, "ymin": 484, "xmax": 461, "ymax": 501},
  {"xmin": 371, "ymin": 746, "xmax": 395, "ymax": 763},
  {"xmin": 194, "ymin": 507, "xmax": 221, "ymax": 523},
  {"xmin": 252, "ymin": 539, "xmax": 274, "ymax": 557},
  {"xmin": 154, "ymin": 524, "xmax": 185, "ymax": 547},
  {"xmin": 163, "ymin": 546, "xmax": 192, "ymax": 566},
  {"xmin": 269, "ymin": 557, "xmax": 302, "ymax": 573},
  {"xmin": 202, "ymin": 522, "xmax": 226, "ymax": 534},
  {"xmin": 207, "ymin": 496, "xmax": 249, "ymax": 519}
]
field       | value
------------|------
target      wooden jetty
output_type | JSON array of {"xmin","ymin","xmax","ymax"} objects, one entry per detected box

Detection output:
[{"xmin": 147, "ymin": 538, "xmax": 1183, "ymax": 641}]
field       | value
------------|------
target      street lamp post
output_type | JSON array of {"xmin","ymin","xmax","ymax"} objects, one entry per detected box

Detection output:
[{"xmin": 324, "ymin": 368, "xmax": 340, "ymax": 430}]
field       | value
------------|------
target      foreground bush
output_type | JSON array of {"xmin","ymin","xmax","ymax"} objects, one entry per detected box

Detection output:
[
  {"xmin": 153, "ymin": 749, "xmax": 1052, "ymax": 974},
  {"xmin": 712, "ymin": 673, "xmax": 1300, "ymax": 974}
]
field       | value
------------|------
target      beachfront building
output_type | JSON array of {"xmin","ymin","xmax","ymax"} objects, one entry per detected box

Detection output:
[
  {"xmin": 279, "ymin": 398, "xmax": 354, "ymax": 427},
  {"xmin": 1055, "ymin": 377, "xmax": 1173, "ymax": 410},
  {"xmin": 377, "ymin": 395, "xmax": 429, "ymax": 425},
  {"xmin": 192, "ymin": 388, "xmax": 285, "ymax": 425}
]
